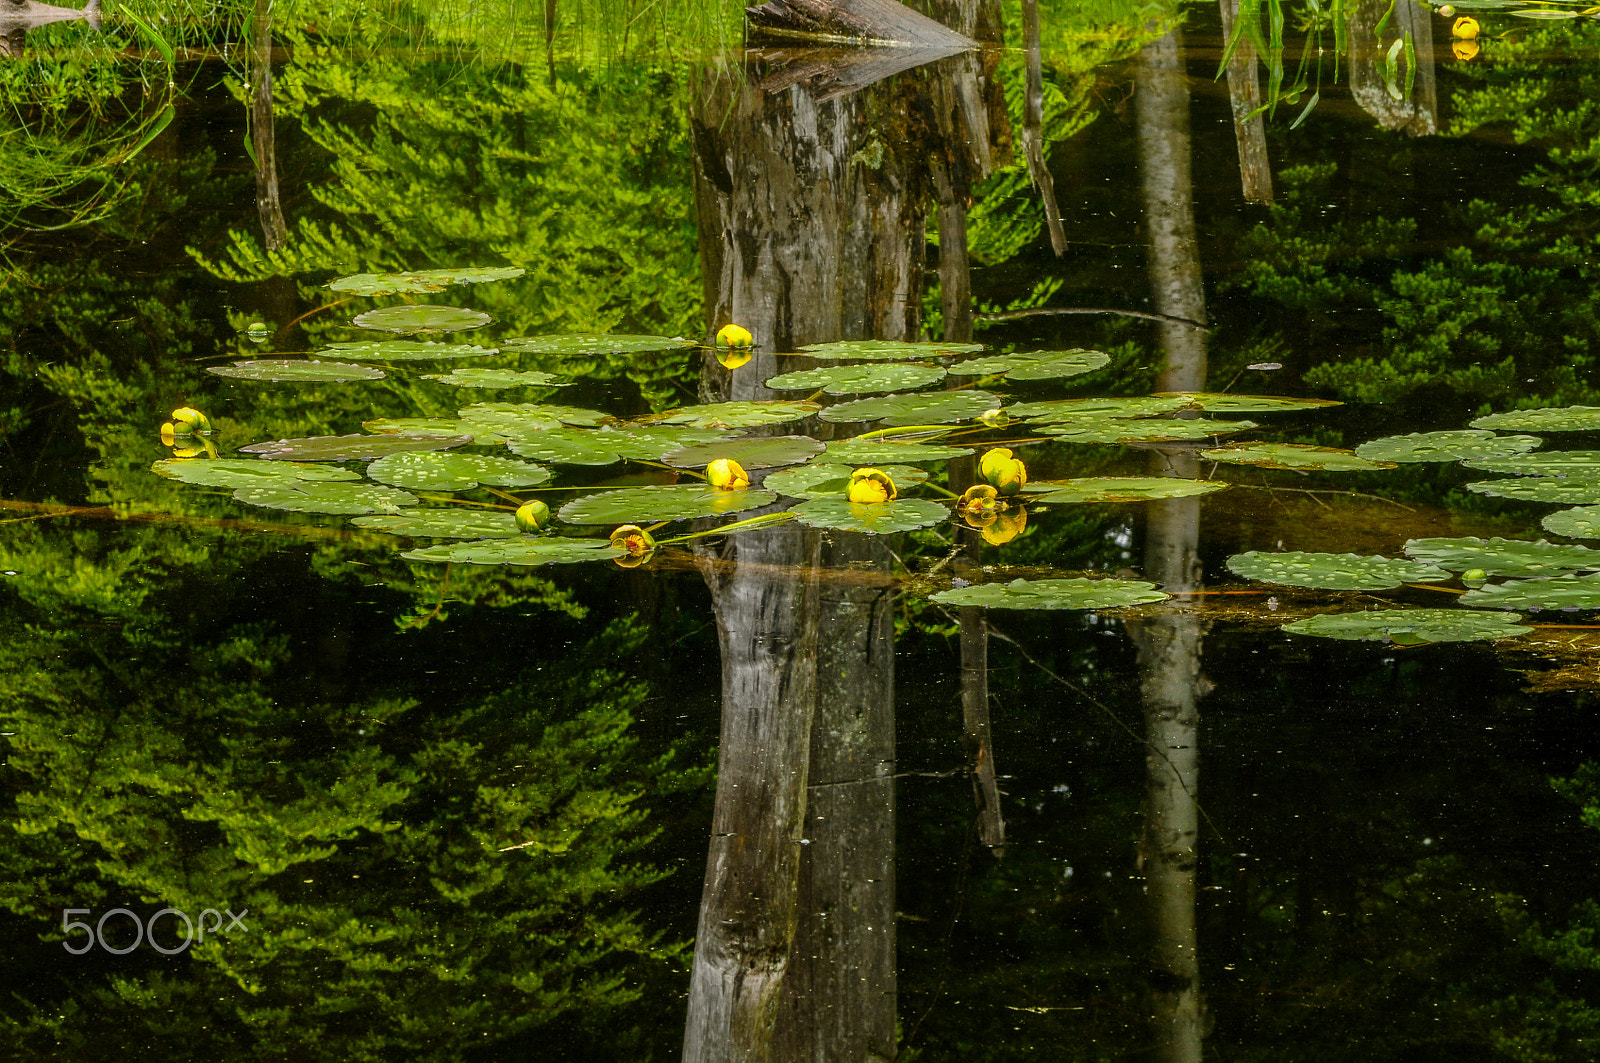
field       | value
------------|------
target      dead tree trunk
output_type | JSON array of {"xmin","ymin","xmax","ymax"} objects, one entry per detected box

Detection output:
[
  {"xmin": 1217, "ymin": 0, "xmax": 1272, "ymax": 202},
  {"xmin": 249, "ymin": 0, "xmax": 287, "ymax": 251}
]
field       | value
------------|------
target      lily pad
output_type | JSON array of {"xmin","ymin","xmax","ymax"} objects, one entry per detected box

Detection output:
[
  {"xmin": 498, "ymin": 334, "xmax": 696, "ymax": 355},
  {"xmin": 507, "ymin": 426, "xmax": 730, "ymax": 465},
  {"xmin": 329, "ymin": 266, "xmax": 524, "ymax": 295},
  {"xmin": 240, "ymin": 433, "xmax": 474, "ymax": 461},
  {"xmin": 1007, "ymin": 396, "xmax": 1193, "ymax": 421},
  {"xmin": 1402, "ymin": 537, "xmax": 1600, "ymax": 578},
  {"xmin": 645, "ymin": 401, "xmax": 820, "ymax": 430},
  {"xmin": 402, "ymin": 537, "xmax": 626, "ymax": 565},
  {"xmin": 765, "ymin": 363, "xmax": 947, "ymax": 394},
  {"xmin": 798, "ymin": 339, "xmax": 983, "ymax": 361},
  {"xmin": 1471, "ymin": 406, "xmax": 1600, "ymax": 433},
  {"xmin": 819, "ymin": 391, "xmax": 1002, "ymax": 426},
  {"xmin": 1465, "ymin": 476, "xmax": 1600, "ymax": 504},
  {"xmin": 789, "ymin": 497, "xmax": 948, "ymax": 533},
  {"xmin": 558, "ymin": 484, "xmax": 778, "ymax": 524},
  {"xmin": 366, "ymin": 452, "xmax": 551, "ymax": 491},
  {"xmin": 1202, "ymin": 443, "xmax": 1396, "ymax": 471},
  {"xmin": 762, "ymin": 464, "xmax": 929, "ymax": 500},
  {"xmin": 1152, "ymin": 393, "xmax": 1343, "ymax": 413},
  {"xmin": 320, "ymin": 341, "xmax": 499, "ymax": 361},
  {"xmin": 1355, "ymin": 430, "xmax": 1542, "ymax": 464},
  {"xmin": 1227, "ymin": 550, "xmax": 1451, "ymax": 590},
  {"xmin": 1282, "ymin": 608, "xmax": 1531, "ymax": 644},
  {"xmin": 1038, "ymin": 417, "xmax": 1258, "ymax": 444},
  {"xmin": 351, "ymin": 305, "xmax": 492, "ymax": 334},
  {"xmin": 950, "ymin": 348, "xmax": 1111, "ymax": 380},
  {"xmin": 363, "ymin": 418, "xmax": 510, "ymax": 446},
  {"xmin": 458, "ymin": 402, "xmax": 612, "ymax": 434},
  {"xmin": 930, "ymin": 577, "xmax": 1169, "ymax": 610},
  {"xmin": 1542, "ymin": 507, "xmax": 1600, "ymax": 540},
  {"xmin": 821, "ymin": 439, "xmax": 975, "ymax": 464},
  {"xmin": 1465, "ymin": 451, "xmax": 1600, "ymax": 476},
  {"xmin": 207, "ymin": 359, "xmax": 386, "ymax": 383},
  {"xmin": 423, "ymin": 369, "xmax": 571, "ymax": 388},
  {"xmin": 1461, "ymin": 574, "xmax": 1600, "ymax": 611},
  {"xmin": 1024, "ymin": 477, "xmax": 1228, "ymax": 504},
  {"xmin": 660, "ymin": 435, "xmax": 826, "ymax": 469},
  {"xmin": 233, "ymin": 481, "xmax": 418, "ymax": 515},
  {"xmin": 151, "ymin": 458, "xmax": 360, "ymax": 489},
  {"xmin": 352, "ymin": 510, "xmax": 523, "ymax": 539}
]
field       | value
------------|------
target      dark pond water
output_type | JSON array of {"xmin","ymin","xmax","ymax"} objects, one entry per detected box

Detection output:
[{"xmin": 3, "ymin": 0, "xmax": 1600, "ymax": 1060}]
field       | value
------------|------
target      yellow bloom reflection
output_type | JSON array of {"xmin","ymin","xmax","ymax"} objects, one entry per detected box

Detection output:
[
  {"xmin": 1453, "ymin": 37, "xmax": 1479, "ymax": 61},
  {"xmin": 609, "ymin": 524, "xmax": 657, "ymax": 568},
  {"xmin": 981, "ymin": 506, "xmax": 1027, "ymax": 546}
]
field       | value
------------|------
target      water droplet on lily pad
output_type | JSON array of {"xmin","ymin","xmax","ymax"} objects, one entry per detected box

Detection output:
[
  {"xmin": 1227, "ymin": 550, "xmax": 1451, "ymax": 590},
  {"xmin": 240, "ymin": 432, "xmax": 474, "ymax": 461},
  {"xmin": 328, "ymin": 266, "xmax": 524, "ymax": 296},
  {"xmin": 765, "ymin": 363, "xmax": 947, "ymax": 394},
  {"xmin": 402, "ymin": 537, "xmax": 626, "ymax": 565},
  {"xmin": 1402, "ymin": 537, "xmax": 1600, "ymax": 577},
  {"xmin": 930, "ymin": 577, "xmax": 1169, "ymax": 610},
  {"xmin": 641, "ymin": 401, "xmax": 820, "ymax": 430},
  {"xmin": 1461, "ymin": 574, "xmax": 1600, "ymax": 611},
  {"xmin": 1282, "ymin": 608, "xmax": 1530, "ymax": 644},
  {"xmin": 233, "ymin": 481, "xmax": 419, "ymax": 515},
  {"xmin": 353, "ymin": 510, "xmax": 523, "ymax": 539},
  {"xmin": 497, "ymin": 333, "xmax": 696, "ymax": 355},
  {"xmin": 151, "ymin": 457, "xmax": 360, "ymax": 488},
  {"xmin": 789, "ymin": 497, "xmax": 948, "ymax": 533},
  {"xmin": 1203, "ymin": 443, "xmax": 1395, "ymax": 471},
  {"xmin": 423, "ymin": 369, "xmax": 571, "ymax": 388},
  {"xmin": 1355, "ymin": 430, "xmax": 1541, "ymax": 463},
  {"xmin": 352, "ymin": 305, "xmax": 492, "ymax": 334},
  {"xmin": 458, "ymin": 402, "xmax": 612, "ymax": 435},
  {"xmin": 821, "ymin": 439, "xmax": 975, "ymax": 464},
  {"xmin": 1470, "ymin": 406, "xmax": 1600, "ymax": 433},
  {"xmin": 820, "ymin": 391, "xmax": 1002, "ymax": 426},
  {"xmin": 1023, "ymin": 477, "xmax": 1228, "ymax": 504},
  {"xmin": 798, "ymin": 339, "xmax": 983, "ymax": 361},
  {"xmin": 1465, "ymin": 450, "xmax": 1600, "ymax": 476},
  {"xmin": 558, "ymin": 484, "xmax": 778, "ymax": 524},
  {"xmin": 660, "ymin": 435, "xmax": 826, "ymax": 469},
  {"xmin": 366, "ymin": 452, "xmax": 552, "ymax": 491},
  {"xmin": 1152, "ymin": 392, "xmax": 1342, "ymax": 413},
  {"xmin": 1006, "ymin": 396, "xmax": 1193, "ymax": 421},
  {"xmin": 208, "ymin": 359, "xmax": 386, "ymax": 383},
  {"xmin": 1542, "ymin": 506, "xmax": 1600, "ymax": 540},
  {"xmin": 1466, "ymin": 476, "xmax": 1600, "ymax": 505},
  {"xmin": 321, "ymin": 340, "xmax": 499, "ymax": 361},
  {"xmin": 950, "ymin": 349, "xmax": 1111, "ymax": 380},
  {"xmin": 1037, "ymin": 417, "xmax": 1257, "ymax": 444},
  {"xmin": 507, "ymin": 426, "xmax": 730, "ymax": 466}
]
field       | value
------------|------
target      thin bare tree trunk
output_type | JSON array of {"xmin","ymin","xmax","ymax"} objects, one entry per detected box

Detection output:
[
  {"xmin": 1349, "ymin": 0, "xmax": 1437, "ymax": 136},
  {"xmin": 1020, "ymin": 0, "xmax": 1066, "ymax": 255},
  {"xmin": 1217, "ymin": 0, "xmax": 1272, "ymax": 202},
  {"xmin": 249, "ymin": 0, "xmax": 286, "ymax": 251},
  {"xmin": 960, "ymin": 607, "xmax": 1004, "ymax": 851}
]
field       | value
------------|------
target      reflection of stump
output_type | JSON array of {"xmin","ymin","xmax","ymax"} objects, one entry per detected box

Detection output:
[
  {"xmin": 1349, "ymin": 0, "xmax": 1437, "ymax": 136},
  {"xmin": 747, "ymin": 0, "xmax": 976, "ymax": 48}
]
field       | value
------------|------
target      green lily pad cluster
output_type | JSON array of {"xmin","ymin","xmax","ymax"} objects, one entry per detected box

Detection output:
[
  {"xmin": 1227, "ymin": 550, "xmax": 1449, "ymax": 590},
  {"xmin": 1283, "ymin": 609, "xmax": 1531, "ymax": 645},
  {"xmin": 930, "ymin": 577, "xmax": 1169, "ymax": 610}
]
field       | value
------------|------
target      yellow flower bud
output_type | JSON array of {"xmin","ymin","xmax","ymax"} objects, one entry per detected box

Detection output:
[
  {"xmin": 170, "ymin": 407, "xmax": 211, "ymax": 434},
  {"xmin": 981, "ymin": 506, "xmax": 1027, "ymax": 545},
  {"xmin": 1452, "ymin": 14, "xmax": 1479, "ymax": 37},
  {"xmin": 979, "ymin": 448, "xmax": 1027, "ymax": 496},
  {"xmin": 715, "ymin": 323, "xmax": 754, "ymax": 348},
  {"xmin": 706, "ymin": 458, "xmax": 750, "ymax": 490},
  {"xmin": 515, "ymin": 500, "xmax": 551, "ymax": 533},
  {"xmin": 609, "ymin": 525, "xmax": 657, "ymax": 568},
  {"xmin": 846, "ymin": 467, "xmax": 897, "ymax": 505},
  {"xmin": 979, "ymin": 408, "xmax": 1013, "ymax": 429},
  {"xmin": 958, "ymin": 484, "xmax": 1000, "ymax": 515},
  {"xmin": 159, "ymin": 423, "xmax": 176, "ymax": 446}
]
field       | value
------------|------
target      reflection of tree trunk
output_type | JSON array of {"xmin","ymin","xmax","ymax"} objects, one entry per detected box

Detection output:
[
  {"xmin": 1349, "ymin": 0, "xmax": 1436, "ymax": 136},
  {"xmin": 1135, "ymin": 27, "xmax": 1207, "ymax": 392},
  {"xmin": 960, "ymin": 606, "xmax": 1004, "ymax": 851},
  {"xmin": 1020, "ymin": 0, "xmax": 1066, "ymax": 256},
  {"xmin": 249, "ymin": 0, "xmax": 287, "ymax": 251},
  {"xmin": 1216, "ymin": 0, "xmax": 1272, "ymax": 202}
]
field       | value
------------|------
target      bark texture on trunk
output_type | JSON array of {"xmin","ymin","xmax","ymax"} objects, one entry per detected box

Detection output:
[
  {"xmin": 1349, "ymin": 0, "xmax": 1437, "ymax": 136},
  {"xmin": 1020, "ymin": 0, "xmax": 1066, "ymax": 255},
  {"xmin": 250, "ymin": 0, "xmax": 287, "ymax": 251},
  {"xmin": 746, "ymin": 0, "xmax": 977, "ymax": 49},
  {"xmin": 1216, "ymin": 0, "xmax": 1272, "ymax": 202}
]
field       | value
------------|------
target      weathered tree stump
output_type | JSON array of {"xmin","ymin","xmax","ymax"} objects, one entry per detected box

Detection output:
[{"xmin": 746, "ymin": 0, "xmax": 975, "ymax": 49}]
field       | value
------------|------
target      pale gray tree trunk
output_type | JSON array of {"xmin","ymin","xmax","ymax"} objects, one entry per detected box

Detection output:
[
  {"xmin": 250, "ymin": 0, "xmax": 287, "ymax": 251},
  {"xmin": 1349, "ymin": 0, "xmax": 1437, "ymax": 136},
  {"xmin": 1217, "ymin": 0, "xmax": 1272, "ymax": 202}
]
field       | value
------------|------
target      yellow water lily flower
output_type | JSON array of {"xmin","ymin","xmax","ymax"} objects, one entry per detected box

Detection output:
[
  {"xmin": 706, "ymin": 458, "xmax": 750, "ymax": 490},
  {"xmin": 515, "ymin": 500, "xmax": 551, "ymax": 533},
  {"xmin": 609, "ymin": 524, "xmax": 657, "ymax": 568},
  {"xmin": 1453, "ymin": 37, "xmax": 1479, "ymax": 60},
  {"xmin": 717, "ymin": 348, "xmax": 753, "ymax": 370},
  {"xmin": 1452, "ymin": 14, "xmax": 1479, "ymax": 37},
  {"xmin": 169, "ymin": 407, "xmax": 211, "ymax": 434},
  {"xmin": 982, "ymin": 506, "xmax": 1027, "ymax": 546},
  {"xmin": 159, "ymin": 422, "xmax": 177, "ymax": 446},
  {"xmin": 979, "ymin": 447, "xmax": 1027, "ymax": 496},
  {"xmin": 716, "ymin": 323, "xmax": 754, "ymax": 348},
  {"xmin": 847, "ymin": 467, "xmax": 897, "ymax": 505},
  {"xmin": 958, "ymin": 484, "xmax": 1000, "ymax": 515}
]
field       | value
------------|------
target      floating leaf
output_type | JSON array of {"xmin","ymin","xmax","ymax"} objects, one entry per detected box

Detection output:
[
  {"xmin": 1152, "ymin": 392, "xmax": 1342, "ymax": 413},
  {"xmin": 352, "ymin": 510, "xmax": 523, "ymax": 538},
  {"xmin": 1038, "ymin": 417, "xmax": 1257, "ymax": 443},
  {"xmin": 645, "ymin": 401, "xmax": 819, "ymax": 430},
  {"xmin": 820, "ymin": 390, "xmax": 1001, "ymax": 426},
  {"xmin": 1282, "ymin": 608, "xmax": 1530, "ymax": 644},
  {"xmin": 930, "ymin": 577, "xmax": 1169, "ymax": 610},
  {"xmin": 1007, "ymin": 396, "xmax": 1193, "ymax": 421},
  {"xmin": 402, "ymin": 537, "xmax": 625, "ymax": 565},
  {"xmin": 660, "ymin": 435, "xmax": 826, "ymax": 469},
  {"xmin": 1461, "ymin": 574, "xmax": 1600, "ymax": 611},
  {"xmin": 498, "ymin": 333, "xmax": 696, "ymax": 355},
  {"xmin": 1355, "ymin": 430, "xmax": 1542, "ymax": 463},
  {"xmin": 789, "ymin": 497, "xmax": 948, "ymax": 533},
  {"xmin": 366, "ymin": 452, "xmax": 551, "ymax": 491},
  {"xmin": 352, "ymin": 305, "xmax": 492, "ymax": 333},
  {"xmin": 950, "ymin": 348, "xmax": 1110, "ymax": 380},
  {"xmin": 558, "ymin": 484, "xmax": 778, "ymax": 524},
  {"xmin": 765, "ymin": 363, "xmax": 947, "ymax": 394},
  {"xmin": 151, "ymin": 458, "xmax": 360, "ymax": 488},
  {"xmin": 207, "ymin": 359, "xmax": 386, "ymax": 383},
  {"xmin": 1470, "ymin": 406, "xmax": 1600, "ymax": 433},
  {"xmin": 507, "ymin": 426, "xmax": 729, "ymax": 465},
  {"xmin": 240, "ymin": 432, "xmax": 473, "ymax": 461},
  {"xmin": 798, "ymin": 339, "xmax": 983, "ymax": 361},
  {"xmin": 423, "ymin": 369, "xmax": 571, "ymax": 388},
  {"xmin": 1202, "ymin": 443, "xmax": 1396, "ymax": 471},
  {"xmin": 763, "ymin": 464, "xmax": 929, "ymax": 500},
  {"xmin": 320, "ymin": 341, "xmax": 499, "ymax": 361},
  {"xmin": 234, "ymin": 481, "xmax": 418, "ymax": 515},
  {"xmin": 821, "ymin": 439, "xmax": 975, "ymax": 464},
  {"xmin": 459, "ymin": 402, "xmax": 612, "ymax": 434},
  {"xmin": 1227, "ymin": 550, "xmax": 1450, "ymax": 590},
  {"xmin": 1402, "ymin": 537, "xmax": 1600, "ymax": 578},
  {"xmin": 329, "ymin": 266, "xmax": 524, "ymax": 295},
  {"xmin": 1465, "ymin": 476, "xmax": 1600, "ymax": 504},
  {"xmin": 363, "ymin": 418, "xmax": 509, "ymax": 446},
  {"xmin": 1542, "ymin": 507, "xmax": 1600, "ymax": 540},
  {"xmin": 1024, "ymin": 477, "xmax": 1228, "ymax": 503},
  {"xmin": 1465, "ymin": 451, "xmax": 1600, "ymax": 475}
]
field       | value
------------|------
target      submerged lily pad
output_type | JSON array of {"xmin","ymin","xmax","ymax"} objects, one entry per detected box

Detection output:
[
  {"xmin": 820, "ymin": 390, "xmax": 1001, "ymax": 426},
  {"xmin": 1355, "ymin": 430, "xmax": 1542, "ymax": 464},
  {"xmin": 950, "ymin": 349, "xmax": 1111, "ymax": 380},
  {"xmin": 1282, "ymin": 608, "xmax": 1531, "ymax": 644},
  {"xmin": 329, "ymin": 266, "xmax": 524, "ymax": 295},
  {"xmin": 1465, "ymin": 476, "xmax": 1600, "ymax": 504},
  {"xmin": 1465, "ymin": 451, "xmax": 1600, "ymax": 476},
  {"xmin": 459, "ymin": 402, "xmax": 611, "ymax": 434},
  {"xmin": 930, "ymin": 577, "xmax": 1169, "ymax": 610},
  {"xmin": 1038, "ymin": 417, "xmax": 1257, "ymax": 444},
  {"xmin": 507, "ymin": 426, "xmax": 729, "ymax": 465},
  {"xmin": 402, "ymin": 537, "xmax": 625, "ymax": 565},
  {"xmin": 821, "ymin": 439, "xmax": 975, "ymax": 464},
  {"xmin": 646, "ymin": 401, "xmax": 820, "ymax": 430},
  {"xmin": 1025, "ymin": 477, "xmax": 1228, "ymax": 504},
  {"xmin": 765, "ymin": 363, "xmax": 947, "ymax": 394},
  {"xmin": 208, "ymin": 359, "xmax": 386, "ymax": 382},
  {"xmin": 763, "ymin": 464, "xmax": 929, "ymax": 500},
  {"xmin": 1542, "ymin": 507, "xmax": 1600, "ymax": 540},
  {"xmin": 1007, "ymin": 396, "xmax": 1193, "ymax": 421},
  {"xmin": 789, "ymin": 497, "xmax": 948, "ymax": 533},
  {"xmin": 1402, "ymin": 537, "xmax": 1600, "ymax": 578},
  {"xmin": 234, "ymin": 481, "xmax": 418, "ymax": 515},
  {"xmin": 366, "ymin": 452, "xmax": 551, "ymax": 491},
  {"xmin": 352, "ymin": 510, "xmax": 523, "ymax": 539},
  {"xmin": 151, "ymin": 458, "xmax": 359, "ymax": 488},
  {"xmin": 798, "ymin": 339, "xmax": 983, "ymax": 361},
  {"xmin": 241, "ymin": 432, "xmax": 474, "ymax": 461},
  {"xmin": 558, "ymin": 484, "xmax": 777, "ymax": 524},
  {"xmin": 498, "ymin": 334, "xmax": 696, "ymax": 355},
  {"xmin": 321, "ymin": 340, "xmax": 499, "ymax": 361},
  {"xmin": 352, "ymin": 305, "xmax": 492, "ymax": 334},
  {"xmin": 1227, "ymin": 550, "xmax": 1450, "ymax": 590},
  {"xmin": 1471, "ymin": 406, "xmax": 1600, "ymax": 433},
  {"xmin": 1152, "ymin": 393, "xmax": 1343, "ymax": 413},
  {"xmin": 660, "ymin": 435, "xmax": 826, "ymax": 469},
  {"xmin": 423, "ymin": 369, "xmax": 571, "ymax": 388},
  {"xmin": 1202, "ymin": 443, "xmax": 1396, "ymax": 471},
  {"xmin": 1461, "ymin": 574, "xmax": 1600, "ymax": 611}
]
